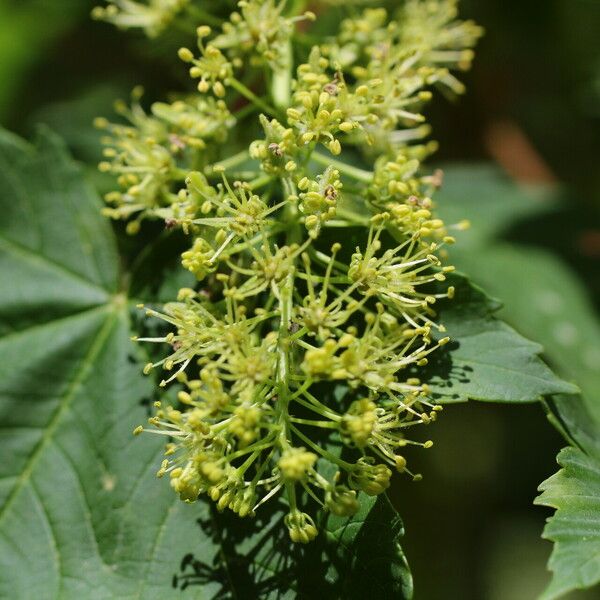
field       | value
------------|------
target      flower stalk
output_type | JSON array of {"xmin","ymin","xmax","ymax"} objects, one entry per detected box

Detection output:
[{"xmin": 97, "ymin": 0, "xmax": 483, "ymax": 542}]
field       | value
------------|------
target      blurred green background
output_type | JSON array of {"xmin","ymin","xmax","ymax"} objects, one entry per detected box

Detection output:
[{"xmin": 0, "ymin": 1, "xmax": 598, "ymax": 598}]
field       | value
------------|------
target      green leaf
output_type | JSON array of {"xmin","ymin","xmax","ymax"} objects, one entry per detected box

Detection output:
[
  {"xmin": 538, "ymin": 395, "xmax": 600, "ymax": 600},
  {"xmin": 436, "ymin": 163, "xmax": 600, "ymax": 418},
  {"xmin": 423, "ymin": 274, "xmax": 578, "ymax": 403},
  {"xmin": 537, "ymin": 395, "xmax": 600, "ymax": 599},
  {"xmin": 322, "ymin": 494, "xmax": 412, "ymax": 598},
  {"xmin": 544, "ymin": 397, "xmax": 599, "ymax": 460},
  {"xmin": 535, "ymin": 445, "xmax": 600, "ymax": 600},
  {"xmin": 435, "ymin": 164, "xmax": 600, "ymax": 598},
  {"xmin": 28, "ymin": 84, "xmax": 124, "ymax": 164},
  {"xmin": 0, "ymin": 128, "xmax": 412, "ymax": 598},
  {"xmin": 0, "ymin": 128, "xmax": 118, "ymax": 334}
]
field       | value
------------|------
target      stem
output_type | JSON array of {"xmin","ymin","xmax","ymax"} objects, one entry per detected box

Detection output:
[
  {"xmin": 293, "ymin": 395, "xmax": 340, "ymax": 422},
  {"xmin": 282, "ymin": 177, "xmax": 302, "ymax": 244},
  {"xmin": 312, "ymin": 152, "xmax": 374, "ymax": 184},
  {"xmin": 289, "ymin": 417, "xmax": 338, "ymax": 429},
  {"xmin": 301, "ymin": 391, "xmax": 342, "ymax": 420},
  {"xmin": 206, "ymin": 149, "xmax": 250, "ymax": 174},
  {"xmin": 331, "ymin": 206, "xmax": 371, "ymax": 226},
  {"xmin": 290, "ymin": 424, "xmax": 354, "ymax": 470},
  {"xmin": 288, "ymin": 325, "xmax": 309, "ymax": 342},
  {"xmin": 227, "ymin": 435, "xmax": 277, "ymax": 462},
  {"xmin": 219, "ymin": 170, "xmax": 262, "ymax": 181},
  {"xmin": 286, "ymin": 481, "xmax": 298, "ymax": 511},
  {"xmin": 228, "ymin": 77, "xmax": 279, "ymax": 118},
  {"xmin": 275, "ymin": 272, "xmax": 294, "ymax": 449},
  {"xmin": 172, "ymin": 167, "xmax": 189, "ymax": 180},
  {"xmin": 247, "ymin": 174, "xmax": 274, "ymax": 191},
  {"xmin": 271, "ymin": 39, "xmax": 292, "ymax": 110}
]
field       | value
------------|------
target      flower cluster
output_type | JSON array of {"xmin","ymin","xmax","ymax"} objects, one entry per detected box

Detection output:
[
  {"xmin": 95, "ymin": 87, "xmax": 234, "ymax": 230},
  {"xmin": 212, "ymin": 1, "xmax": 315, "ymax": 73},
  {"xmin": 100, "ymin": 0, "xmax": 482, "ymax": 542},
  {"xmin": 327, "ymin": 0, "xmax": 481, "ymax": 154},
  {"xmin": 92, "ymin": 0, "xmax": 190, "ymax": 37}
]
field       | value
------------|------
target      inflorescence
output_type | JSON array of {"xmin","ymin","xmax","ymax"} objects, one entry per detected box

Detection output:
[{"xmin": 96, "ymin": 0, "xmax": 482, "ymax": 542}]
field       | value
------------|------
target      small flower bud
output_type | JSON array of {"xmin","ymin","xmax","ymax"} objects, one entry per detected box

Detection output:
[
  {"xmin": 328, "ymin": 139, "xmax": 341, "ymax": 155},
  {"xmin": 285, "ymin": 510, "xmax": 318, "ymax": 544},
  {"xmin": 326, "ymin": 485, "xmax": 359, "ymax": 516},
  {"xmin": 278, "ymin": 447, "xmax": 317, "ymax": 481},
  {"xmin": 349, "ymin": 458, "xmax": 391, "ymax": 496},
  {"xmin": 178, "ymin": 47, "xmax": 194, "ymax": 62}
]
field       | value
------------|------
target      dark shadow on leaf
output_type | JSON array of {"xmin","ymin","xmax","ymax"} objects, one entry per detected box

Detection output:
[
  {"xmin": 172, "ymin": 495, "xmax": 411, "ymax": 599},
  {"xmin": 412, "ymin": 339, "xmax": 473, "ymax": 402}
]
